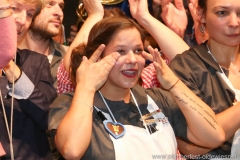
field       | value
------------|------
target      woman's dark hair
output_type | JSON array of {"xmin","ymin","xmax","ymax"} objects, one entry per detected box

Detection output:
[
  {"xmin": 104, "ymin": 7, "xmax": 127, "ymax": 18},
  {"xmin": 70, "ymin": 16, "xmax": 146, "ymax": 85},
  {"xmin": 198, "ymin": 0, "xmax": 207, "ymax": 13}
]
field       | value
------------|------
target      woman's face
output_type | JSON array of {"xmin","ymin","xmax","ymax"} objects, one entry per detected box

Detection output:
[
  {"xmin": 204, "ymin": 0, "xmax": 240, "ymax": 46},
  {"xmin": 103, "ymin": 28, "xmax": 145, "ymax": 89}
]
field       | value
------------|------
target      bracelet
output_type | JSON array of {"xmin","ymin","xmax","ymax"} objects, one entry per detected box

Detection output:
[
  {"xmin": 166, "ymin": 78, "xmax": 180, "ymax": 91},
  {"xmin": 0, "ymin": 4, "xmax": 11, "ymax": 10},
  {"xmin": 72, "ymin": 99, "xmax": 93, "ymax": 112}
]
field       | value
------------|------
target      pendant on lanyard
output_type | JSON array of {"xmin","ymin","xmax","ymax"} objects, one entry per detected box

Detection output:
[
  {"xmin": 103, "ymin": 120, "xmax": 126, "ymax": 139},
  {"xmin": 98, "ymin": 91, "xmax": 126, "ymax": 139}
]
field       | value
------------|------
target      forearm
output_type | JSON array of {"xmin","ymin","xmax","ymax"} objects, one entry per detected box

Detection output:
[
  {"xmin": 136, "ymin": 14, "xmax": 189, "ymax": 60},
  {"xmin": 170, "ymin": 80, "xmax": 225, "ymax": 148},
  {"xmin": 55, "ymin": 85, "xmax": 95, "ymax": 160},
  {"xmin": 63, "ymin": 15, "xmax": 102, "ymax": 72},
  {"xmin": 177, "ymin": 103, "xmax": 240, "ymax": 155},
  {"xmin": 177, "ymin": 139, "xmax": 212, "ymax": 156},
  {"xmin": 216, "ymin": 102, "xmax": 240, "ymax": 141}
]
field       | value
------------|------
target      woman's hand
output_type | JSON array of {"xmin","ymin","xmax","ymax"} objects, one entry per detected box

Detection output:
[
  {"xmin": 128, "ymin": 0, "xmax": 150, "ymax": 20},
  {"xmin": 83, "ymin": 0, "xmax": 104, "ymax": 20},
  {"xmin": 76, "ymin": 44, "xmax": 120, "ymax": 92},
  {"xmin": 56, "ymin": 44, "xmax": 120, "ymax": 160},
  {"xmin": 146, "ymin": 45, "xmax": 179, "ymax": 90},
  {"xmin": 161, "ymin": 0, "xmax": 187, "ymax": 38}
]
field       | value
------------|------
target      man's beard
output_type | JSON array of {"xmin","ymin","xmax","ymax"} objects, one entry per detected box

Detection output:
[{"xmin": 30, "ymin": 20, "xmax": 59, "ymax": 39}]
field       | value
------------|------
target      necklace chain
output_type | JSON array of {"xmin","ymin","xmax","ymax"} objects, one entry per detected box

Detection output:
[{"xmin": 206, "ymin": 45, "xmax": 240, "ymax": 73}]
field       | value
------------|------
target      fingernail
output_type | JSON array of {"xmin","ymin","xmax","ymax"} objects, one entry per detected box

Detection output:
[{"xmin": 100, "ymin": 44, "xmax": 106, "ymax": 50}]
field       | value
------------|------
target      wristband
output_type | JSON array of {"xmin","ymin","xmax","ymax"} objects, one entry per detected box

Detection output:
[{"xmin": 166, "ymin": 78, "xmax": 180, "ymax": 91}]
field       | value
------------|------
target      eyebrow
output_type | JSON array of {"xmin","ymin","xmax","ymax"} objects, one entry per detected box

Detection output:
[
  {"xmin": 213, "ymin": 5, "xmax": 239, "ymax": 10},
  {"xmin": 114, "ymin": 44, "xmax": 143, "ymax": 48},
  {"xmin": 114, "ymin": 45, "xmax": 126, "ymax": 48},
  {"xmin": 216, "ymin": 6, "xmax": 229, "ymax": 9}
]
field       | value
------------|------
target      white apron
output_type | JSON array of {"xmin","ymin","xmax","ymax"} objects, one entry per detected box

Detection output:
[{"xmin": 98, "ymin": 95, "xmax": 177, "ymax": 160}]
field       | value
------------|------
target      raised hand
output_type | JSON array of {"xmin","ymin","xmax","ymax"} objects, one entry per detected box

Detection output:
[
  {"xmin": 76, "ymin": 44, "xmax": 120, "ymax": 92},
  {"xmin": 83, "ymin": 0, "xmax": 104, "ymax": 19},
  {"xmin": 128, "ymin": 0, "xmax": 150, "ymax": 20},
  {"xmin": 161, "ymin": 0, "xmax": 187, "ymax": 38},
  {"xmin": 188, "ymin": 0, "xmax": 208, "ymax": 44},
  {"xmin": 147, "ymin": 45, "xmax": 178, "ymax": 90},
  {"xmin": 64, "ymin": 0, "xmax": 104, "ymax": 72}
]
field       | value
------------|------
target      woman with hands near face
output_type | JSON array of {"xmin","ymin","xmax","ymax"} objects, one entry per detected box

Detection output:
[{"xmin": 49, "ymin": 15, "xmax": 224, "ymax": 160}]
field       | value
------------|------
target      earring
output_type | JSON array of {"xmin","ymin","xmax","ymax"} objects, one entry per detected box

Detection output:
[{"xmin": 199, "ymin": 24, "xmax": 205, "ymax": 34}]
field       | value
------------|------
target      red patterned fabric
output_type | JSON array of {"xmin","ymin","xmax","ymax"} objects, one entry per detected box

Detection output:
[
  {"xmin": 141, "ymin": 58, "xmax": 170, "ymax": 88},
  {"xmin": 57, "ymin": 61, "xmax": 75, "ymax": 95}
]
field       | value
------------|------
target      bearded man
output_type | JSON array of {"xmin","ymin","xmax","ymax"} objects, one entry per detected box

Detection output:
[{"xmin": 18, "ymin": 0, "xmax": 68, "ymax": 88}]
